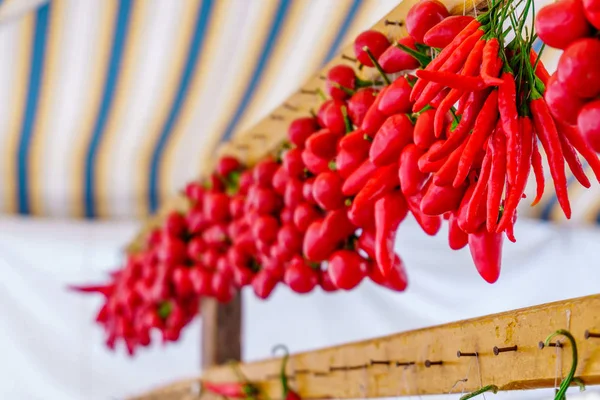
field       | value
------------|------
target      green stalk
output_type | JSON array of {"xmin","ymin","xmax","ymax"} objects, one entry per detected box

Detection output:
[
  {"xmin": 460, "ymin": 385, "xmax": 499, "ymax": 400},
  {"xmin": 362, "ymin": 46, "xmax": 391, "ymax": 85}
]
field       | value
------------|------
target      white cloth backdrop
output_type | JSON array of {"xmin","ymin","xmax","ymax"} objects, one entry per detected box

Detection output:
[{"xmin": 0, "ymin": 215, "xmax": 599, "ymax": 399}]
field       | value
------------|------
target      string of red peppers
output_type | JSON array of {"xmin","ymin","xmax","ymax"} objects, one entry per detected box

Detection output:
[{"xmin": 71, "ymin": 0, "xmax": 600, "ymax": 354}]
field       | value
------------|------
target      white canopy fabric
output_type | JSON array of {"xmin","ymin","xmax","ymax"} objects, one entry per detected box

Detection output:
[{"xmin": 1, "ymin": 215, "xmax": 599, "ymax": 400}]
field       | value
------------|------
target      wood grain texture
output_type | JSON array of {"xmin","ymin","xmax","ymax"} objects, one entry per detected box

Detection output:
[
  {"xmin": 130, "ymin": 294, "xmax": 600, "ymax": 399},
  {"xmin": 202, "ymin": 296, "xmax": 243, "ymax": 368},
  {"xmin": 125, "ymin": 0, "xmax": 487, "ymax": 253}
]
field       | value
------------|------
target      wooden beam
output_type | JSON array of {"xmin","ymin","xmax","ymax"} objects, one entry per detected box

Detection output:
[
  {"xmin": 201, "ymin": 296, "xmax": 243, "ymax": 368},
  {"xmin": 197, "ymin": 294, "xmax": 600, "ymax": 398}
]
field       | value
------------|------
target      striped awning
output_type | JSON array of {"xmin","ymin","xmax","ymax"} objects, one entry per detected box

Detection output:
[
  {"xmin": 0, "ymin": 0, "xmax": 400, "ymax": 219},
  {"xmin": 0, "ymin": 0, "xmax": 598, "ymax": 224}
]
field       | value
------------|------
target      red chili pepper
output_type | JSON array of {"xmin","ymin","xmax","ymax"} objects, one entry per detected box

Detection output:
[
  {"xmin": 530, "ymin": 138, "xmax": 545, "ymax": 206},
  {"xmin": 497, "ymin": 117, "xmax": 534, "ymax": 233},
  {"xmin": 357, "ymin": 229, "xmax": 376, "ymax": 260},
  {"xmin": 428, "ymin": 89, "xmax": 489, "ymax": 162},
  {"xmin": 418, "ymin": 140, "xmax": 448, "ymax": 173},
  {"xmin": 305, "ymin": 129, "xmax": 340, "ymax": 159},
  {"xmin": 342, "ymin": 159, "xmax": 377, "ymax": 196},
  {"xmin": 432, "ymin": 36, "xmax": 483, "ymax": 135},
  {"xmin": 303, "ymin": 219, "xmax": 336, "ymax": 262},
  {"xmin": 457, "ymin": 181, "xmax": 486, "ymax": 233},
  {"xmin": 416, "ymin": 69, "xmax": 502, "ymax": 91},
  {"xmin": 412, "ymin": 30, "xmax": 486, "ymax": 111},
  {"xmin": 530, "ymin": 96, "xmax": 571, "ymax": 218},
  {"xmin": 559, "ymin": 131, "xmax": 590, "ymax": 188},
  {"xmin": 421, "ymin": 178, "xmax": 466, "ymax": 216},
  {"xmin": 454, "ymin": 90, "xmax": 498, "ymax": 188},
  {"xmin": 429, "ymin": 87, "xmax": 451, "ymax": 109},
  {"xmin": 313, "ymin": 171, "xmax": 345, "ymax": 211},
  {"xmin": 558, "ymin": 121, "xmax": 600, "ymax": 183},
  {"xmin": 413, "ymin": 108, "xmax": 437, "ymax": 149},
  {"xmin": 68, "ymin": 284, "xmax": 114, "ymax": 297},
  {"xmin": 465, "ymin": 142, "xmax": 491, "ymax": 230},
  {"xmin": 321, "ymin": 208, "xmax": 357, "ymax": 244},
  {"xmin": 374, "ymin": 191, "xmax": 408, "ymax": 276},
  {"xmin": 361, "ymin": 87, "xmax": 389, "ymax": 136},
  {"xmin": 350, "ymin": 163, "xmax": 399, "ymax": 220},
  {"xmin": 530, "ymin": 49, "xmax": 549, "ymax": 86},
  {"xmin": 203, "ymin": 382, "xmax": 256, "ymax": 398},
  {"xmin": 399, "ymin": 144, "xmax": 427, "ymax": 196},
  {"xmin": 378, "ymin": 75, "xmax": 414, "ymax": 116},
  {"xmin": 498, "ymin": 71, "xmax": 520, "ymax": 185},
  {"xmin": 456, "ymin": 91, "xmax": 469, "ymax": 115},
  {"xmin": 486, "ymin": 129, "xmax": 507, "ymax": 232},
  {"xmin": 448, "ymin": 212, "xmax": 468, "ymax": 250},
  {"xmin": 410, "ymin": 19, "xmax": 482, "ymax": 101},
  {"xmin": 423, "ymin": 15, "xmax": 475, "ymax": 48},
  {"xmin": 480, "ymin": 38, "xmax": 501, "ymax": 84},
  {"xmin": 339, "ymin": 129, "xmax": 371, "ymax": 156},
  {"xmin": 468, "ymin": 229, "xmax": 503, "ymax": 283},
  {"xmin": 370, "ymin": 114, "xmax": 414, "ymax": 167},
  {"xmin": 406, "ymin": 191, "xmax": 442, "ymax": 235},
  {"xmin": 336, "ymin": 148, "xmax": 365, "ymax": 179},
  {"xmin": 301, "ymin": 148, "xmax": 329, "ymax": 175},
  {"xmin": 348, "ymin": 88, "xmax": 377, "ymax": 127},
  {"xmin": 433, "ymin": 140, "xmax": 467, "ymax": 187}
]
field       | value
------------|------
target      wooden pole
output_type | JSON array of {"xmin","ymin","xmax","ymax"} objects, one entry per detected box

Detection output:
[{"xmin": 201, "ymin": 296, "xmax": 243, "ymax": 368}]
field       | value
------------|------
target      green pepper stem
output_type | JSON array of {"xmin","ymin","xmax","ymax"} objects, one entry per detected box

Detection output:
[
  {"xmin": 459, "ymin": 384, "xmax": 499, "ymax": 400},
  {"xmin": 362, "ymin": 46, "xmax": 391, "ymax": 85},
  {"xmin": 341, "ymin": 105, "xmax": 353, "ymax": 133},
  {"xmin": 272, "ymin": 345, "xmax": 291, "ymax": 397},
  {"xmin": 395, "ymin": 43, "xmax": 431, "ymax": 68},
  {"xmin": 544, "ymin": 329, "xmax": 582, "ymax": 400}
]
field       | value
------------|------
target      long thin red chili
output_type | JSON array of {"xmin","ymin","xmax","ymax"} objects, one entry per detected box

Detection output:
[
  {"xmin": 559, "ymin": 133, "xmax": 590, "ymax": 188},
  {"xmin": 497, "ymin": 117, "xmax": 533, "ymax": 233},
  {"xmin": 558, "ymin": 121, "xmax": 600, "ymax": 183},
  {"xmin": 530, "ymin": 97, "xmax": 571, "ymax": 219},
  {"xmin": 465, "ymin": 143, "xmax": 492, "ymax": 228},
  {"xmin": 530, "ymin": 49, "xmax": 549, "ymax": 86},
  {"xmin": 456, "ymin": 92, "xmax": 469, "ymax": 115},
  {"xmin": 454, "ymin": 91, "xmax": 499, "ymax": 188},
  {"xmin": 481, "ymin": 38, "xmax": 501, "ymax": 84},
  {"xmin": 486, "ymin": 128, "xmax": 507, "ymax": 232},
  {"xmin": 416, "ymin": 70, "xmax": 502, "ymax": 91},
  {"xmin": 530, "ymin": 137, "xmax": 545, "ymax": 206},
  {"xmin": 498, "ymin": 71, "xmax": 520, "ymax": 185},
  {"xmin": 434, "ymin": 141, "xmax": 468, "ymax": 186},
  {"xmin": 433, "ymin": 40, "xmax": 486, "ymax": 137},
  {"xmin": 410, "ymin": 19, "xmax": 482, "ymax": 101},
  {"xmin": 428, "ymin": 90, "xmax": 489, "ymax": 162}
]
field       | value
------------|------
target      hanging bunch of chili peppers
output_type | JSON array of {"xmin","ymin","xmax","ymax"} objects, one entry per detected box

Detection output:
[{"xmin": 72, "ymin": 0, "xmax": 600, "ymax": 354}]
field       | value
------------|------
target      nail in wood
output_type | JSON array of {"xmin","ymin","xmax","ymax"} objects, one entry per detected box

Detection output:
[
  {"xmin": 395, "ymin": 361, "xmax": 415, "ymax": 367},
  {"xmin": 425, "ymin": 360, "xmax": 443, "ymax": 367},
  {"xmin": 585, "ymin": 330, "xmax": 600, "ymax": 339},
  {"xmin": 370, "ymin": 360, "xmax": 391, "ymax": 366},
  {"xmin": 457, "ymin": 350, "xmax": 478, "ymax": 358},
  {"xmin": 493, "ymin": 345, "xmax": 518, "ymax": 355},
  {"xmin": 538, "ymin": 341, "xmax": 562, "ymax": 349}
]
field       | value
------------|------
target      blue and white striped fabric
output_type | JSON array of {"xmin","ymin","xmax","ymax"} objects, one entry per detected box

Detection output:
[
  {"xmin": 0, "ymin": 0, "xmax": 399, "ymax": 219},
  {"xmin": 0, "ymin": 0, "xmax": 596, "ymax": 225}
]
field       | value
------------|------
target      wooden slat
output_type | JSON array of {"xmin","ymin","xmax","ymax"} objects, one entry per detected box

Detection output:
[
  {"xmin": 196, "ymin": 294, "xmax": 600, "ymax": 398},
  {"xmin": 125, "ymin": 0, "xmax": 486, "ymax": 252}
]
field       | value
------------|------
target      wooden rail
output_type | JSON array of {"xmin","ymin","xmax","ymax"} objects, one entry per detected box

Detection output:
[
  {"xmin": 130, "ymin": 294, "xmax": 600, "ymax": 399},
  {"xmin": 125, "ymin": 0, "xmax": 484, "ymax": 253}
]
